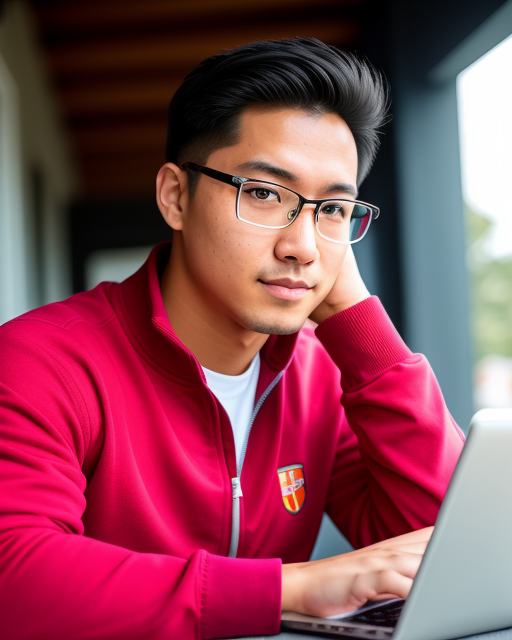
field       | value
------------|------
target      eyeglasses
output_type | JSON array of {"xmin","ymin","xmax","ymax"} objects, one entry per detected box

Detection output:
[{"xmin": 181, "ymin": 162, "xmax": 380, "ymax": 244}]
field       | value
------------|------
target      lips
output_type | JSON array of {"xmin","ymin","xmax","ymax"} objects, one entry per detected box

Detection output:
[
  {"xmin": 259, "ymin": 277, "xmax": 313, "ymax": 302},
  {"xmin": 262, "ymin": 278, "xmax": 312, "ymax": 289}
]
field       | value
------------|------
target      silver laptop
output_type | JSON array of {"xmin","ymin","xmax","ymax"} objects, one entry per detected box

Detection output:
[{"xmin": 281, "ymin": 408, "xmax": 512, "ymax": 640}]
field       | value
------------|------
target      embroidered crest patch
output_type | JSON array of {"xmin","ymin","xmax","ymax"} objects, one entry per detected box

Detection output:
[{"xmin": 277, "ymin": 463, "xmax": 306, "ymax": 515}]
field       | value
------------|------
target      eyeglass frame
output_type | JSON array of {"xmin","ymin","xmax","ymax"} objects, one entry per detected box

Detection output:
[{"xmin": 181, "ymin": 161, "xmax": 380, "ymax": 245}]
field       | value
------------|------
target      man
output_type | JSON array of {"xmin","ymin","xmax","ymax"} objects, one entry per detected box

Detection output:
[{"xmin": 0, "ymin": 38, "xmax": 464, "ymax": 639}]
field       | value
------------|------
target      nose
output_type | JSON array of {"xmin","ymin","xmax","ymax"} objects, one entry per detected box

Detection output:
[{"xmin": 274, "ymin": 203, "xmax": 320, "ymax": 265}]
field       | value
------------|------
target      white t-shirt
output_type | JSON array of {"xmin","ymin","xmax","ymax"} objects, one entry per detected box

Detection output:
[{"xmin": 201, "ymin": 353, "xmax": 260, "ymax": 468}]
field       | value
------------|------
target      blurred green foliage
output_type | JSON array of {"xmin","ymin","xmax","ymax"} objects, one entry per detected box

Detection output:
[{"xmin": 465, "ymin": 204, "xmax": 512, "ymax": 361}]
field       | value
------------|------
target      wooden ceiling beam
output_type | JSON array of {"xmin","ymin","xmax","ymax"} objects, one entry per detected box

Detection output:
[
  {"xmin": 36, "ymin": 0, "xmax": 361, "ymax": 35},
  {"xmin": 81, "ymin": 160, "xmax": 163, "ymax": 198},
  {"xmin": 82, "ymin": 175, "xmax": 158, "ymax": 199},
  {"xmin": 28, "ymin": 0, "xmax": 367, "ymax": 200},
  {"xmin": 80, "ymin": 151, "xmax": 165, "ymax": 177},
  {"xmin": 61, "ymin": 79, "xmax": 181, "ymax": 117},
  {"xmin": 47, "ymin": 21, "xmax": 360, "ymax": 77},
  {"xmin": 72, "ymin": 122, "xmax": 167, "ymax": 157}
]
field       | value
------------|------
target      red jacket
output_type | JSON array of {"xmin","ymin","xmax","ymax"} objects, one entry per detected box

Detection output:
[{"xmin": 0, "ymin": 241, "xmax": 465, "ymax": 639}]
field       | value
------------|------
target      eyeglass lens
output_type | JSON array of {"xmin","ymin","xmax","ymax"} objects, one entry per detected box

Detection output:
[{"xmin": 237, "ymin": 181, "xmax": 372, "ymax": 243}]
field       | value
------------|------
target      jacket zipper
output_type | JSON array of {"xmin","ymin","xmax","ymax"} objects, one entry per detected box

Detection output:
[{"xmin": 227, "ymin": 371, "xmax": 284, "ymax": 558}]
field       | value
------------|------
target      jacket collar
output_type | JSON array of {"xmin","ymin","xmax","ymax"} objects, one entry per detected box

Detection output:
[{"xmin": 114, "ymin": 241, "xmax": 299, "ymax": 386}]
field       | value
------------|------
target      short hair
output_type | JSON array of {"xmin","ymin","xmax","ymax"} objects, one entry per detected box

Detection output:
[{"xmin": 165, "ymin": 37, "xmax": 389, "ymax": 188}]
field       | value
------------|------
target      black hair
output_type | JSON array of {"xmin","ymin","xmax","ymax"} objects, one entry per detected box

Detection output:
[{"xmin": 165, "ymin": 37, "xmax": 390, "ymax": 188}]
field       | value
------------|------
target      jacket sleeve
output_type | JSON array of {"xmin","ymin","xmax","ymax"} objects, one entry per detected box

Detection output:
[
  {"xmin": 315, "ymin": 296, "xmax": 466, "ymax": 549},
  {"xmin": 0, "ymin": 320, "xmax": 281, "ymax": 640}
]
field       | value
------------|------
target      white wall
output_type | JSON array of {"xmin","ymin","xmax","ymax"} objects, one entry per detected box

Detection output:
[{"xmin": 0, "ymin": 0, "xmax": 77, "ymax": 324}]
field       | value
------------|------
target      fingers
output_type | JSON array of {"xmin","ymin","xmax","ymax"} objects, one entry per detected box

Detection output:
[
  {"xmin": 371, "ymin": 593, "xmax": 407, "ymax": 601},
  {"xmin": 377, "ymin": 542, "xmax": 428, "ymax": 555},
  {"xmin": 353, "ymin": 553, "xmax": 422, "ymax": 602},
  {"xmin": 291, "ymin": 539, "xmax": 425, "ymax": 618},
  {"xmin": 373, "ymin": 571, "xmax": 414, "ymax": 600},
  {"xmin": 359, "ymin": 527, "xmax": 434, "ymax": 553},
  {"xmin": 316, "ymin": 540, "xmax": 428, "ymax": 571},
  {"xmin": 351, "ymin": 540, "xmax": 428, "ymax": 559},
  {"xmin": 362, "ymin": 549, "xmax": 423, "ymax": 580}
]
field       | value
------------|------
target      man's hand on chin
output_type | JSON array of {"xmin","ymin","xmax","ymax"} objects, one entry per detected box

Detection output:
[{"xmin": 309, "ymin": 246, "xmax": 371, "ymax": 325}]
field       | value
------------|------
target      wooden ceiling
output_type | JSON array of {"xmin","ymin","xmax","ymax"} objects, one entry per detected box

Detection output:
[{"xmin": 29, "ymin": 0, "xmax": 365, "ymax": 200}]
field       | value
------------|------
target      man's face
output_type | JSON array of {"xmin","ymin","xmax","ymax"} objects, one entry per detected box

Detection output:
[{"xmin": 178, "ymin": 106, "xmax": 358, "ymax": 335}]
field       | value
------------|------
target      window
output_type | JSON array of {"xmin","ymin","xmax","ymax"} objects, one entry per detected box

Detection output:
[
  {"xmin": 84, "ymin": 246, "xmax": 154, "ymax": 290},
  {"xmin": 0, "ymin": 54, "xmax": 26, "ymax": 324},
  {"xmin": 457, "ymin": 34, "xmax": 512, "ymax": 410}
]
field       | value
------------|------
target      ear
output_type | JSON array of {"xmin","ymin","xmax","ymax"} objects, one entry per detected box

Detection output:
[{"xmin": 156, "ymin": 163, "xmax": 189, "ymax": 231}]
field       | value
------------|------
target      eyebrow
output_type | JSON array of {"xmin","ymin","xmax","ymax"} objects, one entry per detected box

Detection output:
[
  {"xmin": 235, "ymin": 160, "xmax": 296, "ymax": 182},
  {"xmin": 234, "ymin": 160, "xmax": 358, "ymax": 199}
]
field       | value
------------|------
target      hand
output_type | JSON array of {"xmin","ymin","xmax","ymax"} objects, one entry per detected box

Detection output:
[
  {"xmin": 309, "ymin": 246, "xmax": 371, "ymax": 325},
  {"xmin": 281, "ymin": 527, "xmax": 434, "ymax": 617}
]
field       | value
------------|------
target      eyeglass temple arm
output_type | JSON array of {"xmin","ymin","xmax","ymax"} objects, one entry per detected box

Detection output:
[{"xmin": 181, "ymin": 162, "xmax": 241, "ymax": 189}]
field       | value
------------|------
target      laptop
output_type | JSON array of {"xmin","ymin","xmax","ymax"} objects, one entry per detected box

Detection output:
[{"xmin": 281, "ymin": 408, "xmax": 512, "ymax": 640}]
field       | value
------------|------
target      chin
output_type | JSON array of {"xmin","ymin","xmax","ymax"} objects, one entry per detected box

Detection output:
[{"xmin": 242, "ymin": 314, "xmax": 307, "ymax": 336}]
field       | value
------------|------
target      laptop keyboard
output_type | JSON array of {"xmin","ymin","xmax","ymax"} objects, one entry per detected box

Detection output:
[{"xmin": 345, "ymin": 600, "xmax": 405, "ymax": 627}]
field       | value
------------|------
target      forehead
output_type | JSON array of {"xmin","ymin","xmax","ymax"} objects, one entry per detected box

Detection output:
[{"xmin": 208, "ymin": 106, "xmax": 358, "ymax": 188}]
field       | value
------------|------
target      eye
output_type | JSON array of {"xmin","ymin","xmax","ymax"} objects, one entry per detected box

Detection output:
[
  {"xmin": 246, "ymin": 187, "xmax": 281, "ymax": 203},
  {"xmin": 321, "ymin": 203, "xmax": 344, "ymax": 216}
]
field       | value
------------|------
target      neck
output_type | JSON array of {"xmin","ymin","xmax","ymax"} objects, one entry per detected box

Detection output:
[{"xmin": 160, "ymin": 239, "xmax": 268, "ymax": 376}]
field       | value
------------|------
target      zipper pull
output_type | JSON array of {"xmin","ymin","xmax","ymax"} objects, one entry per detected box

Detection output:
[{"xmin": 231, "ymin": 477, "xmax": 243, "ymax": 499}]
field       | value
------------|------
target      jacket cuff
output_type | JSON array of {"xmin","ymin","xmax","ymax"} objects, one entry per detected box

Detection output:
[
  {"xmin": 200, "ymin": 552, "xmax": 282, "ymax": 639},
  {"xmin": 315, "ymin": 296, "xmax": 413, "ymax": 391}
]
